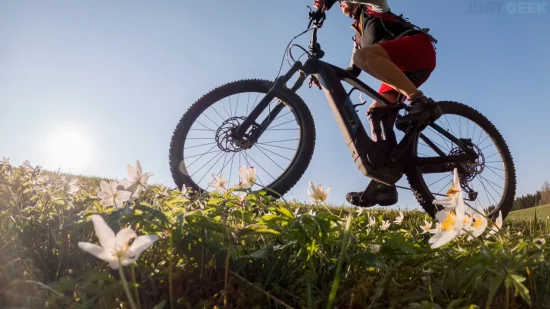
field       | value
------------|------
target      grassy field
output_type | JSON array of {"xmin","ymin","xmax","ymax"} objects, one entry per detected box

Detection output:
[
  {"xmin": 1, "ymin": 159, "xmax": 549, "ymax": 309},
  {"xmin": 508, "ymin": 204, "xmax": 550, "ymax": 219}
]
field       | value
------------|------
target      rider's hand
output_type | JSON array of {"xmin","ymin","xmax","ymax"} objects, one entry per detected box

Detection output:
[{"xmin": 313, "ymin": 0, "xmax": 326, "ymax": 11}]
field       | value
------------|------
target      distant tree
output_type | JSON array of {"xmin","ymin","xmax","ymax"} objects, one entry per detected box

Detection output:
[{"xmin": 539, "ymin": 181, "xmax": 550, "ymax": 205}]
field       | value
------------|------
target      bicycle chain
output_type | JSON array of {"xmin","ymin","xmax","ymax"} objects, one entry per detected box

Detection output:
[{"xmin": 394, "ymin": 184, "xmax": 449, "ymax": 198}]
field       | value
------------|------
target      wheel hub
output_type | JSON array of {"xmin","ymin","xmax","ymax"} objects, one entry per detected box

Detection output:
[{"xmin": 215, "ymin": 116, "xmax": 259, "ymax": 152}]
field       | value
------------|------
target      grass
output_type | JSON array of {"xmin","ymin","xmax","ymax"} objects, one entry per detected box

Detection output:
[
  {"xmin": 508, "ymin": 204, "xmax": 550, "ymax": 219},
  {"xmin": 1, "ymin": 159, "xmax": 550, "ymax": 309}
]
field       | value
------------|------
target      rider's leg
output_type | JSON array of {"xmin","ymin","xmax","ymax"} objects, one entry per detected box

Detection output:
[
  {"xmin": 346, "ymin": 91, "xmax": 400, "ymax": 208},
  {"xmin": 353, "ymin": 33, "xmax": 441, "ymax": 127},
  {"xmin": 367, "ymin": 91, "xmax": 398, "ymax": 141}
]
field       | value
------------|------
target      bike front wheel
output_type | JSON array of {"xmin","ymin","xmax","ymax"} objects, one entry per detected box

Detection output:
[
  {"xmin": 169, "ymin": 79, "xmax": 316, "ymax": 198},
  {"xmin": 405, "ymin": 101, "xmax": 517, "ymax": 221}
]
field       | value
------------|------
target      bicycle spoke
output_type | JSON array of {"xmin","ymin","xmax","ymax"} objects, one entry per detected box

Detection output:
[
  {"xmin": 187, "ymin": 149, "xmax": 222, "ymax": 169},
  {"xmin": 210, "ymin": 105, "xmax": 226, "ymax": 123},
  {"xmin": 191, "ymin": 151, "xmax": 224, "ymax": 179},
  {"xmin": 196, "ymin": 151, "xmax": 227, "ymax": 185},
  {"xmin": 255, "ymin": 146, "xmax": 285, "ymax": 171},
  {"xmin": 241, "ymin": 151, "xmax": 266, "ymax": 187},
  {"xmin": 243, "ymin": 150, "xmax": 275, "ymax": 181},
  {"xmin": 427, "ymin": 173, "xmax": 452, "ymax": 188},
  {"xmin": 260, "ymin": 138, "xmax": 299, "ymax": 144},
  {"xmin": 256, "ymin": 143, "xmax": 297, "ymax": 151},
  {"xmin": 185, "ymin": 142, "xmax": 217, "ymax": 150},
  {"xmin": 267, "ymin": 119, "xmax": 296, "ymax": 130},
  {"xmin": 256, "ymin": 144, "xmax": 292, "ymax": 161}
]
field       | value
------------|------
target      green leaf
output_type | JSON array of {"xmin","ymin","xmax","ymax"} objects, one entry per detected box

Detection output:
[
  {"xmin": 238, "ymin": 224, "xmax": 280, "ymax": 237},
  {"xmin": 485, "ymin": 274, "xmax": 504, "ymax": 309},
  {"xmin": 134, "ymin": 204, "xmax": 169, "ymax": 225},
  {"xmin": 195, "ymin": 216, "xmax": 227, "ymax": 234},
  {"xmin": 350, "ymin": 252, "xmax": 385, "ymax": 269},
  {"xmin": 49, "ymin": 276, "xmax": 75, "ymax": 293},
  {"xmin": 509, "ymin": 274, "xmax": 531, "ymax": 305},
  {"xmin": 246, "ymin": 244, "xmax": 274, "ymax": 259},
  {"xmin": 277, "ymin": 206, "xmax": 295, "ymax": 219}
]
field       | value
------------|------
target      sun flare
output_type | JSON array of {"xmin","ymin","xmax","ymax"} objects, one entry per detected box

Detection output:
[{"xmin": 44, "ymin": 127, "xmax": 92, "ymax": 172}]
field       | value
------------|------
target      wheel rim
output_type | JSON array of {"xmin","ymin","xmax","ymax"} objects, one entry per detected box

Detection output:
[
  {"xmin": 177, "ymin": 89, "xmax": 304, "ymax": 194},
  {"xmin": 413, "ymin": 109, "xmax": 512, "ymax": 217}
]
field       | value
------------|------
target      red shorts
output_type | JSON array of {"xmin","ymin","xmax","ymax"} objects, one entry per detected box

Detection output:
[{"xmin": 377, "ymin": 33, "xmax": 437, "ymax": 94}]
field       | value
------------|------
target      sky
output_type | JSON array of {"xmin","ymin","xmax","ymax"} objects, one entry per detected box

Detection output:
[{"xmin": 1, "ymin": 0, "xmax": 549, "ymax": 211}]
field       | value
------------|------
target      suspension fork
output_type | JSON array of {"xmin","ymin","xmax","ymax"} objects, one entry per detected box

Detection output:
[{"xmin": 231, "ymin": 61, "xmax": 306, "ymax": 140}]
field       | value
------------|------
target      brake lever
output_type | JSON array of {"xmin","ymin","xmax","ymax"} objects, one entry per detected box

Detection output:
[{"xmin": 306, "ymin": 6, "xmax": 326, "ymax": 29}]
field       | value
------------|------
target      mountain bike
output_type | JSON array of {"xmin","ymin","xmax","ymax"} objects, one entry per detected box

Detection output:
[{"xmin": 168, "ymin": 8, "xmax": 516, "ymax": 220}]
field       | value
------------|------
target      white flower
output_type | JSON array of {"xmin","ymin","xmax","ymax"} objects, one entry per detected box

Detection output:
[
  {"xmin": 237, "ymin": 166, "xmax": 256, "ymax": 189},
  {"xmin": 429, "ymin": 222, "xmax": 441, "ymax": 235},
  {"xmin": 78, "ymin": 215, "xmax": 159, "ymax": 270},
  {"xmin": 486, "ymin": 211, "xmax": 503, "ymax": 238},
  {"xmin": 393, "ymin": 211, "xmax": 404, "ymax": 225},
  {"xmin": 432, "ymin": 169, "xmax": 462, "ymax": 208},
  {"xmin": 181, "ymin": 185, "xmax": 190, "ymax": 200},
  {"xmin": 209, "ymin": 173, "xmax": 228, "ymax": 192},
  {"xmin": 459, "ymin": 213, "xmax": 474, "ymax": 236},
  {"xmin": 67, "ymin": 178, "xmax": 80, "ymax": 195},
  {"xmin": 368, "ymin": 216, "xmax": 376, "ymax": 227},
  {"xmin": 308, "ymin": 182, "xmax": 331, "ymax": 203},
  {"xmin": 420, "ymin": 220, "xmax": 433, "ymax": 234},
  {"xmin": 235, "ymin": 191, "xmax": 247, "ymax": 204},
  {"xmin": 469, "ymin": 211, "xmax": 488, "ymax": 238},
  {"xmin": 428, "ymin": 205, "xmax": 465, "ymax": 249},
  {"xmin": 98, "ymin": 180, "xmax": 132, "ymax": 209},
  {"xmin": 380, "ymin": 220, "xmax": 391, "ymax": 231},
  {"xmin": 122, "ymin": 160, "xmax": 154, "ymax": 196},
  {"xmin": 371, "ymin": 244, "xmax": 381, "ymax": 253}
]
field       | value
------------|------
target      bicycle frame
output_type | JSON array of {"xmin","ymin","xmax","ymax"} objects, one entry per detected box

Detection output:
[{"xmin": 232, "ymin": 21, "xmax": 478, "ymax": 186}]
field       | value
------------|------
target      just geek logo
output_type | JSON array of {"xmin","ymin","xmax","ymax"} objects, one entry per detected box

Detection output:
[{"xmin": 466, "ymin": 0, "xmax": 548, "ymax": 13}]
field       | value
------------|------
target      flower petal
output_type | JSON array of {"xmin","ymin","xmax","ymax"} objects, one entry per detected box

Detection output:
[
  {"xmin": 127, "ymin": 162, "xmax": 138, "ymax": 179},
  {"xmin": 128, "ymin": 234, "xmax": 159, "ymax": 257},
  {"xmin": 109, "ymin": 260, "xmax": 120, "ymax": 270},
  {"xmin": 430, "ymin": 230, "xmax": 458, "ymax": 249},
  {"xmin": 100, "ymin": 180, "xmax": 111, "ymax": 193},
  {"xmin": 115, "ymin": 227, "xmax": 137, "ymax": 250},
  {"xmin": 91, "ymin": 215, "xmax": 116, "ymax": 250},
  {"xmin": 78, "ymin": 242, "xmax": 112, "ymax": 262}
]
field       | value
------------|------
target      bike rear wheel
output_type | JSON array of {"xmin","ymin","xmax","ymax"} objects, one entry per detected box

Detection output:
[
  {"xmin": 169, "ymin": 79, "xmax": 316, "ymax": 197},
  {"xmin": 405, "ymin": 101, "xmax": 516, "ymax": 220}
]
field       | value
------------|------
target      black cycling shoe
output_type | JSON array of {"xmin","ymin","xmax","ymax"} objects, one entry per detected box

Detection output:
[
  {"xmin": 395, "ymin": 96, "xmax": 442, "ymax": 131},
  {"xmin": 346, "ymin": 183, "xmax": 398, "ymax": 207}
]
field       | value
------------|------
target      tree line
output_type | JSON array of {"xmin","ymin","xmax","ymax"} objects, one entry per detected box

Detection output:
[{"xmin": 512, "ymin": 180, "xmax": 550, "ymax": 211}]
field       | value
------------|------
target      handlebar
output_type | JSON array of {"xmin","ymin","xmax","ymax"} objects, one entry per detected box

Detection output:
[
  {"xmin": 307, "ymin": 6, "xmax": 326, "ymax": 29},
  {"xmin": 306, "ymin": 6, "xmax": 326, "ymax": 58}
]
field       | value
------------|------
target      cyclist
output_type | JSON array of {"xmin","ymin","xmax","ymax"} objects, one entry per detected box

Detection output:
[{"xmin": 312, "ymin": 0, "xmax": 441, "ymax": 207}]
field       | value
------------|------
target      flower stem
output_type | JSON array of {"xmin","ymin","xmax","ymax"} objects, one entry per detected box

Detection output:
[
  {"xmin": 224, "ymin": 243, "xmax": 233, "ymax": 308},
  {"xmin": 326, "ymin": 209, "xmax": 352, "ymax": 309},
  {"xmin": 168, "ymin": 230, "xmax": 174, "ymax": 309},
  {"xmin": 130, "ymin": 264, "xmax": 142, "ymax": 309},
  {"xmin": 118, "ymin": 265, "xmax": 139, "ymax": 309}
]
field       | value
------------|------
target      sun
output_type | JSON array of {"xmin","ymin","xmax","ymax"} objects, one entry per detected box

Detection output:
[{"xmin": 44, "ymin": 127, "xmax": 92, "ymax": 173}]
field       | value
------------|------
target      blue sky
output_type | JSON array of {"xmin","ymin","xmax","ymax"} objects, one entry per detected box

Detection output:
[{"xmin": 1, "ymin": 0, "xmax": 549, "ymax": 210}]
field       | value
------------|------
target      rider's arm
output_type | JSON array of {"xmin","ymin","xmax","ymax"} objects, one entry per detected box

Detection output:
[
  {"xmin": 346, "ymin": 41, "xmax": 362, "ymax": 77},
  {"xmin": 324, "ymin": 0, "xmax": 389, "ymax": 12}
]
